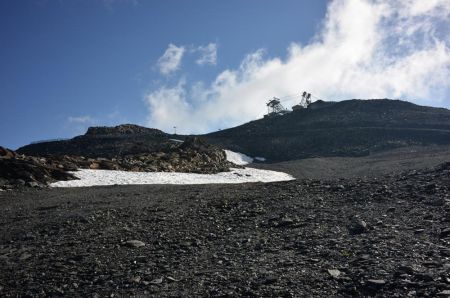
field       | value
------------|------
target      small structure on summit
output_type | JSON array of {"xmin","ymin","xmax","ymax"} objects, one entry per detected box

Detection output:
[
  {"xmin": 264, "ymin": 91, "xmax": 331, "ymax": 118},
  {"xmin": 307, "ymin": 99, "xmax": 335, "ymax": 110},
  {"xmin": 265, "ymin": 97, "xmax": 290, "ymax": 117},
  {"xmin": 292, "ymin": 91, "xmax": 312, "ymax": 111}
]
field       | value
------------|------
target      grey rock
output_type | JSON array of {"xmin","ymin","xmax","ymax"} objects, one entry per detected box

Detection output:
[
  {"xmin": 262, "ymin": 275, "xmax": 278, "ymax": 285},
  {"xmin": 327, "ymin": 269, "xmax": 341, "ymax": 278},
  {"xmin": 129, "ymin": 276, "xmax": 141, "ymax": 283},
  {"xmin": 415, "ymin": 272, "xmax": 434, "ymax": 282},
  {"xmin": 366, "ymin": 279, "xmax": 386, "ymax": 287},
  {"xmin": 348, "ymin": 217, "xmax": 368, "ymax": 235},
  {"xmin": 15, "ymin": 179, "xmax": 26, "ymax": 186},
  {"xmin": 440, "ymin": 248, "xmax": 450, "ymax": 257},
  {"xmin": 437, "ymin": 290, "xmax": 450, "ymax": 297},
  {"xmin": 426, "ymin": 198, "xmax": 445, "ymax": 206},
  {"xmin": 397, "ymin": 265, "xmax": 415, "ymax": 275},
  {"xmin": 124, "ymin": 240, "xmax": 145, "ymax": 248},
  {"xmin": 150, "ymin": 277, "xmax": 163, "ymax": 284},
  {"xmin": 278, "ymin": 216, "xmax": 294, "ymax": 227},
  {"xmin": 440, "ymin": 227, "xmax": 450, "ymax": 238},
  {"xmin": 26, "ymin": 181, "xmax": 40, "ymax": 187}
]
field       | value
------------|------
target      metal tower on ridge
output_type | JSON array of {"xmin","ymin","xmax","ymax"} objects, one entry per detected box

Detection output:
[
  {"xmin": 266, "ymin": 97, "xmax": 289, "ymax": 117},
  {"xmin": 292, "ymin": 91, "xmax": 312, "ymax": 110}
]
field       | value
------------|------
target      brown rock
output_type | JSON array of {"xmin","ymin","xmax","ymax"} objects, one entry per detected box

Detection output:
[
  {"xmin": 89, "ymin": 162, "xmax": 100, "ymax": 169},
  {"xmin": 0, "ymin": 146, "xmax": 16, "ymax": 159}
]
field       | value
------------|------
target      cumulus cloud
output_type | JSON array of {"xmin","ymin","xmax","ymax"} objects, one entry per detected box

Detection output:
[
  {"xmin": 146, "ymin": 0, "xmax": 450, "ymax": 134},
  {"xmin": 145, "ymin": 79, "xmax": 199, "ymax": 133},
  {"xmin": 196, "ymin": 43, "xmax": 218, "ymax": 66},
  {"xmin": 157, "ymin": 44, "xmax": 185, "ymax": 75}
]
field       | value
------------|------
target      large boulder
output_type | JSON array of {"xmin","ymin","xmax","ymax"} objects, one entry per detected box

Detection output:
[
  {"xmin": 0, "ymin": 147, "xmax": 77, "ymax": 189},
  {"xmin": 179, "ymin": 137, "xmax": 211, "ymax": 152},
  {"xmin": 0, "ymin": 146, "xmax": 17, "ymax": 159}
]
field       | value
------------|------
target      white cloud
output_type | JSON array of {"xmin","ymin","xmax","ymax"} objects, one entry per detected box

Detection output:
[
  {"xmin": 144, "ymin": 79, "xmax": 205, "ymax": 134},
  {"xmin": 196, "ymin": 43, "xmax": 218, "ymax": 66},
  {"xmin": 68, "ymin": 115, "xmax": 95, "ymax": 124},
  {"xmin": 102, "ymin": 0, "xmax": 139, "ymax": 10},
  {"xmin": 146, "ymin": 0, "xmax": 450, "ymax": 134},
  {"xmin": 157, "ymin": 44, "xmax": 185, "ymax": 75},
  {"xmin": 66, "ymin": 115, "xmax": 97, "ymax": 136},
  {"xmin": 66, "ymin": 110, "xmax": 128, "ymax": 136},
  {"xmin": 406, "ymin": 0, "xmax": 450, "ymax": 16}
]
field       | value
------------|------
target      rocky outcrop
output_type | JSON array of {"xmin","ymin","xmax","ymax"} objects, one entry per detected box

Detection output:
[
  {"xmin": 2, "ymin": 137, "xmax": 234, "ymax": 190},
  {"xmin": 47, "ymin": 137, "xmax": 234, "ymax": 174},
  {"xmin": 0, "ymin": 147, "xmax": 77, "ymax": 190},
  {"xmin": 85, "ymin": 124, "xmax": 165, "ymax": 137},
  {"xmin": 0, "ymin": 147, "xmax": 17, "ymax": 159},
  {"xmin": 17, "ymin": 124, "xmax": 171, "ymax": 158}
]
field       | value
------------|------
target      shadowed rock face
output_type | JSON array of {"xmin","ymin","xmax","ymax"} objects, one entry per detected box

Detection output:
[
  {"xmin": 41, "ymin": 137, "xmax": 233, "ymax": 174},
  {"xmin": 13, "ymin": 133, "xmax": 234, "ymax": 182},
  {"xmin": 0, "ymin": 146, "xmax": 77, "ymax": 189},
  {"xmin": 17, "ymin": 124, "xmax": 171, "ymax": 158},
  {"xmin": 1, "ymin": 137, "xmax": 232, "ymax": 189},
  {"xmin": 0, "ymin": 147, "xmax": 17, "ymax": 159},
  {"xmin": 16, "ymin": 123, "xmax": 235, "ymax": 176},
  {"xmin": 179, "ymin": 136, "xmax": 215, "ymax": 152},
  {"xmin": 204, "ymin": 99, "xmax": 450, "ymax": 161}
]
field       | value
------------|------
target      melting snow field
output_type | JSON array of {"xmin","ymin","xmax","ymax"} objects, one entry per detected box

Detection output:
[
  {"xmin": 50, "ymin": 168, "xmax": 294, "ymax": 187},
  {"xmin": 224, "ymin": 150, "xmax": 254, "ymax": 165},
  {"xmin": 50, "ymin": 150, "xmax": 292, "ymax": 187}
]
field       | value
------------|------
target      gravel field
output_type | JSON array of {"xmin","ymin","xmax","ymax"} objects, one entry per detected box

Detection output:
[
  {"xmin": 1, "ymin": 158, "xmax": 449, "ymax": 297},
  {"xmin": 251, "ymin": 145, "xmax": 450, "ymax": 179}
]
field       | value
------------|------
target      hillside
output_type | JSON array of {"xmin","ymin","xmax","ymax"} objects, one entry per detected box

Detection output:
[
  {"xmin": 17, "ymin": 124, "xmax": 171, "ymax": 158},
  {"xmin": 11, "ymin": 125, "xmax": 235, "ymax": 183},
  {"xmin": 204, "ymin": 99, "xmax": 450, "ymax": 161},
  {"xmin": 17, "ymin": 99, "xmax": 450, "ymax": 163}
]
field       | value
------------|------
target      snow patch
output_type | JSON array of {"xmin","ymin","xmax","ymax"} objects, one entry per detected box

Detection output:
[
  {"xmin": 255, "ymin": 157, "xmax": 266, "ymax": 162},
  {"xmin": 50, "ymin": 168, "xmax": 294, "ymax": 188},
  {"xmin": 225, "ymin": 150, "xmax": 253, "ymax": 165}
]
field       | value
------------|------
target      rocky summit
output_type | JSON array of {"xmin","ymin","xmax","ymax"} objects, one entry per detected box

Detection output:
[
  {"xmin": 84, "ymin": 124, "xmax": 165, "ymax": 137},
  {"xmin": 204, "ymin": 99, "xmax": 450, "ymax": 161},
  {"xmin": 17, "ymin": 124, "xmax": 172, "ymax": 158}
]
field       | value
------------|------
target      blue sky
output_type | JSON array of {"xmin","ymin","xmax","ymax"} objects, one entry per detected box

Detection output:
[{"xmin": 1, "ymin": 0, "xmax": 450, "ymax": 149}]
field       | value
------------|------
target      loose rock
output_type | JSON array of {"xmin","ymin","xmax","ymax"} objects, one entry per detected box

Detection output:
[{"xmin": 124, "ymin": 240, "xmax": 145, "ymax": 248}]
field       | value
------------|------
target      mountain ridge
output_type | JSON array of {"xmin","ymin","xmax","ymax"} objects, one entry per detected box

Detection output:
[
  {"xmin": 203, "ymin": 99, "xmax": 450, "ymax": 161},
  {"xmin": 17, "ymin": 99, "xmax": 450, "ymax": 161}
]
